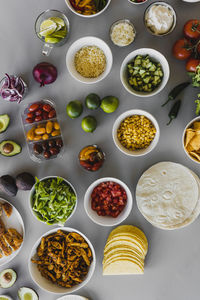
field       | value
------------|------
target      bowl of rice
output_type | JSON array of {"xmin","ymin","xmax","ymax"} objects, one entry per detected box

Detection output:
[{"xmin": 66, "ymin": 36, "xmax": 113, "ymax": 84}]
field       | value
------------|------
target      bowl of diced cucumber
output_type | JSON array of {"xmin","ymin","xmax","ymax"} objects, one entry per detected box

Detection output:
[{"xmin": 120, "ymin": 48, "xmax": 170, "ymax": 97}]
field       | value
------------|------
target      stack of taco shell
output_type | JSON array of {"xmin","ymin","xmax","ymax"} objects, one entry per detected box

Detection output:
[{"xmin": 103, "ymin": 225, "xmax": 148, "ymax": 275}]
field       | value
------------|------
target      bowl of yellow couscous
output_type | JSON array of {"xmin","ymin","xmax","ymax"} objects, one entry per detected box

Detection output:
[{"xmin": 112, "ymin": 109, "xmax": 160, "ymax": 157}]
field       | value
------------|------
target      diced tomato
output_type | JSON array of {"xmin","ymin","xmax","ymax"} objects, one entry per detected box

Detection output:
[{"xmin": 91, "ymin": 181, "xmax": 127, "ymax": 218}]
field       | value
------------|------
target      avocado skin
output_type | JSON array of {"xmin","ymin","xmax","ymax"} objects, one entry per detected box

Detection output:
[
  {"xmin": 16, "ymin": 172, "xmax": 35, "ymax": 191},
  {"xmin": 0, "ymin": 175, "xmax": 18, "ymax": 197},
  {"xmin": 0, "ymin": 140, "xmax": 21, "ymax": 157},
  {"xmin": 0, "ymin": 114, "xmax": 10, "ymax": 134}
]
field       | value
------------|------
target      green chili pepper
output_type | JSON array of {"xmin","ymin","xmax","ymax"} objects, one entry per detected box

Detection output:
[
  {"xmin": 162, "ymin": 82, "xmax": 190, "ymax": 107},
  {"xmin": 167, "ymin": 100, "xmax": 181, "ymax": 126}
]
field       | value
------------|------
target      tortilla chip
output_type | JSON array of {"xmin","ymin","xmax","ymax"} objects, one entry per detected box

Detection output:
[
  {"xmin": 185, "ymin": 130, "xmax": 196, "ymax": 147},
  {"xmin": 186, "ymin": 144, "xmax": 195, "ymax": 152},
  {"xmin": 190, "ymin": 151, "xmax": 200, "ymax": 161},
  {"xmin": 193, "ymin": 121, "xmax": 200, "ymax": 130},
  {"xmin": 189, "ymin": 135, "xmax": 200, "ymax": 151}
]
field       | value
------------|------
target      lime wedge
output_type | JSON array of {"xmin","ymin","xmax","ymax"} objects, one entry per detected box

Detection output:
[
  {"xmin": 40, "ymin": 19, "xmax": 56, "ymax": 31},
  {"xmin": 39, "ymin": 19, "xmax": 57, "ymax": 37},
  {"xmin": 45, "ymin": 36, "xmax": 61, "ymax": 44},
  {"xmin": 51, "ymin": 29, "xmax": 67, "ymax": 38},
  {"xmin": 49, "ymin": 17, "xmax": 65, "ymax": 28}
]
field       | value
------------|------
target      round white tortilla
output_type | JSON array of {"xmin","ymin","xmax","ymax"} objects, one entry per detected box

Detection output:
[{"xmin": 136, "ymin": 162, "xmax": 199, "ymax": 229}]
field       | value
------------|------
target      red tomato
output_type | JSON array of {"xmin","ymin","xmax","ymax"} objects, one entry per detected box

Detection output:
[
  {"xmin": 184, "ymin": 19, "xmax": 200, "ymax": 40},
  {"xmin": 197, "ymin": 43, "xmax": 200, "ymax": 55},
  {"xmin": 186, "ymin": 58, "xmax": 200, "ymax": 72},
  {"xmin": 29, "ymin": 103, "xmax": 39, "ymax": 112},
  {"xmin": 172, "ymin": 38, "xmax": 192, "ymax": 60}
]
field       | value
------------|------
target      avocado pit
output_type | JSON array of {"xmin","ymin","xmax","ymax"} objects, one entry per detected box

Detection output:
[{"xmin": 2, "ymin": 143, "xmax": 14, "ymax": 154}]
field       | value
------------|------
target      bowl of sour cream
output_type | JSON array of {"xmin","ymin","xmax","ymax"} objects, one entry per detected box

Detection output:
[{"xmin": 144, "ymin": 1, "xmax": 176, "ymax": 36}]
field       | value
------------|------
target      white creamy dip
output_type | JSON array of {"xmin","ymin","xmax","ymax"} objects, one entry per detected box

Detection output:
[{"xmin": 146, "ymin": 4, "xmax": 174, "ymax": 35}]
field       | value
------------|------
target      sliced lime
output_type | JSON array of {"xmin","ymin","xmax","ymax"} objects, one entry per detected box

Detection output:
[
  {"xmin": 40, "ymin": 19, "xmax": 56, "ymax": 31},
  {"xmin": 51, "ymin": 29, "xmax": 67, "ymax": 38},
  {"xmin": 39, "ymin": 26, "xmax": 56, "ymax": 37},
  {"xmin": 49, "ymin": 17, "xmax": 65, "ymax": 28},
  {"xmin": 45, "ymin": 36, "xmax": 61, "ymax": 44}
]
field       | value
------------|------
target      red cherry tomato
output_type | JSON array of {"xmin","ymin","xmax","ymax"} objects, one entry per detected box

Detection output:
[
  {"xmin": 27, "ymin": 112, "xmax": 34, "ymax": 118},
  {"xmin": 43, "ymin": 104, "xmax": 52, "ymax": 112},
  {"xmin": 186, "ymin": 58, "xmax": 200, "ymax": 72},
  {"xmin": 26, "ymin": 118, "xmax": 34, "ymax": 123},
  {"xmin": 35, "ymin": 109, "xmax": 42, "ymax": 116},
  {"xmin": 48, "ymin": 109, "xmax": 56, "ymax": 119},
  {"xmin": 197, "ymin": 43, "xmax": 200, "ymax": 55},
  {"xmin": 184, "ymin": 19, "xmax": 200, "ymax": 40},
  {"xmin": 34, "ymin": 116, "xmax": 42, "ymax": 122},
  {"xmin": 172, "ymin": 38, "xmax": 192, "ymax": 60},
  {"xmin": 42, "ymin": 112, "xmax": 48, "ymax": 120},
  {"xmin": 29, "ymin": 103, "xmax": 39, "ymax": 112}
]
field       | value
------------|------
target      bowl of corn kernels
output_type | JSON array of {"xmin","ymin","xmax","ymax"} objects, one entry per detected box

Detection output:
[{"xmin": 112, "ymin": 109, "xmax": 160, "ymax": 156}]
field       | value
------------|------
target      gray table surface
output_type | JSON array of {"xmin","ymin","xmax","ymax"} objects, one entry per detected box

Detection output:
[{"xmin": 0, "ymin": 0, "xmax": 200, "ymax": 299}]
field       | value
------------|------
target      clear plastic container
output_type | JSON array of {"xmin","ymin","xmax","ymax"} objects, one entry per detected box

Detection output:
[{"xmin": 21, "ymin": 99, "xmax": 64, "ymax": 163}]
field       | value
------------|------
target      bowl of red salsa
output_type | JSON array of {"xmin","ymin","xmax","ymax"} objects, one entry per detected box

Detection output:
[{"xmin": 84, "ymin": 177, "xmax": 133, "ymax": 226}]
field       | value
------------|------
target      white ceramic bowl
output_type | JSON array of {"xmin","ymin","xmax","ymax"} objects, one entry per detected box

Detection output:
[
  {"xmin": 182, "ymin": 116, "xmax": 200, "ymax": 164},
  {"xmin": 65, "ymin": 0, "xmax": 111, "ymax": 18},
  {"xmin": 0, "ymin": 198, "xmax": 25, "ymax": 267},
  {"xmin": 182, "ymin": 0, "xmax": 200, "ymax": 2},
  {"xmin": 29, "ymin": 227, "xmax": 96, "ymax": 294},
  {"xmin": 29, "ymin": 176, "xmax": 77, "ymax": 225},
  {"xmin": 128, "ymin": 0, "xmax": 149, "ymax": 5},
  {"xmin": 120, "ymin": 48, "xmax": 170, "ymax": 97},
  {"xmin": 84, "ymin": 177, "xmax": 133, "ymax": 226},
  {"xmin": 144, "ymin": 2, "xmax": 177, "ymax": 36},
  {"xmin": 66, "ymin": 36, "xmax": 113, "ymax": 84},
  {"xmin": 112, "ymin": 109, "xmax": 160, "ymax": 157}
]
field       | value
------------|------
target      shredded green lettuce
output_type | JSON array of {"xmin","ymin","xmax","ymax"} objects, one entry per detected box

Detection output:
[{"xmin": 32, "ymin": 177, "xmax": 76, "ymax": 225}]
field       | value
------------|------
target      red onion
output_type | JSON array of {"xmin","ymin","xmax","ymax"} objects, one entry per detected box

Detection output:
[
  {"xmin": 32, "ymin": 62, "xmax": 57, "ymax": 87},
  {"xmin": 0, "ymin": 74, "xmax": 26, "ymax": 103}
]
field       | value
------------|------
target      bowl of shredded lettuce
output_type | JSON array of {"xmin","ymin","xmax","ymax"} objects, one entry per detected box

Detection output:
[{"xmin": 29, "ymin": 176, "xmax": 77, "ymax": 225}]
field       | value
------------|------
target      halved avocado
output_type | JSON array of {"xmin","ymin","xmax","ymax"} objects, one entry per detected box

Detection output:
[
  {"xmin": 0, "ymin": 141, "xmax": 21, "ymax": 157},
  {"xmin": 0, "ymin": 115, "xmax": 10, "ymax": 134},
  {"xmin": 18, "ymin": 287, "xmax": 38, "ymax": 300},
  {"xmin": 0, "ymin": 269, "xmax": 17, "ymax": 288},
  {"xmin": 0, "ymin": 296, "xmax": 13, "ymax": 300}
]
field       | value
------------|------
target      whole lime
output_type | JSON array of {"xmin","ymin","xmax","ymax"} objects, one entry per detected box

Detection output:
[
  {"xmin": 81, "ymin": 116, "xmax": 97, "ymax": 133},
  {"xmin": 66, "ymin": 100, "xmax": 83, "ymax": 119},
  {"xmin": 100, "ymin": 96, "xmax": 119, "ymax": 113},
  {"xmin": 85, "ymin": 93, "xmax": 101, "ymax": 110}
]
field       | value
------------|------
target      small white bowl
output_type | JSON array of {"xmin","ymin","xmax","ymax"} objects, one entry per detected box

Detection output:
[
  {"xmin": 29, "ymin": 227, "xmax": 96, "ymax": 294},
  {"xmin": 120, "ymin": 48, "xmax": 170, "ymax": 97},
  {"xmin": 128, "ymin": 0, "xmax": 148, "ymax": 5},
  {"xmin": 144, "ymin": 2, "xmax": 177, "ymax": 36},
  {"xmin": 29, "ymin": 176, "xmax": 77, "ymax": 225},
  {"xmin": 110, "ymin": 19, "xmax": 136, "ymax": 47},
  {"xmin": 84, "ymin": 177, "xmax": 133, "ymax": 226},
  {"xmin": 182, "ymin": 116, "xmax": 200, "ymax": 164},
  {"xmin": 66, "ymin": 36, "xmax": 113, "ymax": 84},
  {"xmin": 65, "ymin": 0, "xmax": 111, "ymax": 18},
  {"xmin": 112, "ymin": 109, "xmax": 160, "ymax": 157}
]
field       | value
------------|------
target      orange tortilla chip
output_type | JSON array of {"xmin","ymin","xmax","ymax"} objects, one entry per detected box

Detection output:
[
  {"xmin": 193, "ymin": 122, "xmax": 200, "ymax": 130},
  {"xmin": 189, "ymin": 135, "xmax": 200, "ymax": 151},
  {"xmin": 185, "ymin": 129, "xmax": 196, "ymax": 147},
  {"xmin": 190, "ymin": 151, "xmax": 200, "ymax": 162}
]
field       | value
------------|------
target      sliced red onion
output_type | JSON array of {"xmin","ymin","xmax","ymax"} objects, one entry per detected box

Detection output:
[{"xmin": 0, "ymin": 74, "xmax": 26, "ymax": 103}]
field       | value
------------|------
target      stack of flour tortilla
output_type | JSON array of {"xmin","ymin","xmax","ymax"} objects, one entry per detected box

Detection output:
[
  {"xmin": 136, "ymin": 162, "xmax": 200, "ymax": 230},
  {"xmin": 103, "ymin": 225, "xmax": 148, "ymax": 275}
]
